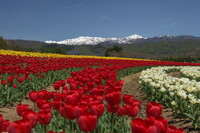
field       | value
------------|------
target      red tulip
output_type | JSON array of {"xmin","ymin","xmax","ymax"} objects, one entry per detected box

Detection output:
[
  {"xmin": 70, "ymin": 83, "xmax": 78, "ymax": 90},
  {"xmin": 40, "ymin": 75, "xmax": 45, "ymax": 78},
  {"xmin": 146, "ymin": 102, "xmax": 163, "ymax": 118},
  {"xmin": 56, "ymin": 80, "xmax": 66, "ymax": 87},
  {"xmin": 88, "ymin": 81, "xmax": 95, "ymax": 89},
  {"xmin": 77, "ymin": 104, "xmax": 89, "ymax": 117},
  {"xmin": 62, "ymin": 104, "xmax": 79, "ymax": 120},
  {"xmin": 122, "ymin": 94, "xmax": 134, "ymax": 104},
  {"xmin": 70, "ymin": 71, "xmax": 77, "ymax": 77},
  {"xmin": 0, "ymin": 114, "xmax": 3, "ymax": 130},
  {"xmin": 47, "ymin": 92, "xmax": 54, "ymax": 100},
  {"xmin": 18, "ymin": 77, "xmax": 25, "ymax": 83},
  {"xmin": 126, "ymin": 105, "xmax": 139, "ymax": 117},
  {"xmin": 12, "ymin": 84, "xmax": 17, "ymax": 88},
  {"xmin": 78, "ymin": 112, "xmax": 98, "ymax": 132},
  {"xmin": 38, "ymin": 111, "xmax": 52, "ymax": 125},
  {"xmin": 59, "ymin": 105, "xmax": 65, "ymax": 117},
  {"xmin": 51, "ymin": 92, "xmax": 60, "ymax": 100},
  {"xmin": 64, "ymin": 92, "xmax": 81, "ymax": 105},
  {"xmin": 116, "ymin": 80, "xmax": 124, "ymax": 86},
  {"xmin": 0, "ymin": 120, "xmax": 10, "ymax": 132},
  {"xmin": 16, "ymin": 104, "xmax": 30, "ymax": 116},
  {"xmin": 94, "ymin": 96, "xmax": 104, "ymax": 102},
  {"xmin": 131, "ymin": 118, "xmax": 157, "ymax": 133},
  {"xmin": 7, "ymin": 122, "xmax": 21, "ymax": 133},
  {"xmin": 129, "ymin": 100, "xmax": 141, "ymax": 108},
  {"xmin": 22, "ymin": 111, "xmax": 39, "ymax": 128},
  {"xmin": 52, "ymin": 100, "xmax": 62, "ymax": 110},
  {"xmin": 148, "ymin": 116, "xmax": 168, "ymax": 133},
  {"xmin": 117, "ymin": 105, "xmax": 126, "ymax": 116},
  {"xmin": 7, "ymin": 77, "xmax": 14, "ymax": 84},
  {"xmin": 167, "ymin": 125, "xmax": 184, "ymax": 133},
  {"xmin": 37, "ymin": 90, "xmax": 48, "ymax": 100},
  {"xmin": 66, "ymin": 77, "xmax": 74, "ymax": 84},
  {"xmin": 105, "ymin": 91, "xmax": 121, "ymax": 106},
  {"xmin": 28, "ymin": 91, "xmax": 38, "ymax": 102},
  {"xmin": 62, "ymin": 86, "xmax": 68, "ymax": 90},
  {"xmin": 41, "ymin": 102, "xmax": 52, "ymax": 109},
  {"xmin": 1, "ymin": 80, "xmax": 6, "ymax": 85},
  {"xmin": 90, "ymin": 103, "xmax": 104, "ymax": 116},
  {"xmin": 36, "ymin": 99, "xmax": 46, "ymax": 109},
  {"xmin": 8, "ymin": 119, "xmax": 32, "ymax": 133},
  {"xmin": 89, "ymin": 88, "xmax": 105, "ymax": 96},
  {"xmin": 53, "ymin": 84, "xmax": 60, "ymax": 90},
  {"xmin": 107, "ymin": 104, "xmax": 120, "ymax": 113}
]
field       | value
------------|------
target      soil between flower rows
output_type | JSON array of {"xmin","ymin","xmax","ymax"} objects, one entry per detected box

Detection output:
[{"xmin": 0, "ymin": 72, "xmax": 199, "ymax": 133}]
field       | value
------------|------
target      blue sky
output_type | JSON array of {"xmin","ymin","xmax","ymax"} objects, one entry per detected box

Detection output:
[{"xmin": 0, "ymin": 0, "xmax": 200, "ymax": 41}]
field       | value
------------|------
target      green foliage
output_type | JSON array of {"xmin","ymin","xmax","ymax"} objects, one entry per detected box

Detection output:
[
  {"xmin": 117, "ymin": 66, "xmax": 151, "ymax": 80},
  {"xmin": 105, "ymin": 45, "xmax": 122, "ymax": 56},
  {"xmin": 40, "ymin": 47, "xmax": 67, "ymax": 54},
  {"xmin": 160, "ymin": 56, "xmax": 200, "ymax": 63},
  {"xmin": 0, "ymin": 36, "xmax": 8, "ymax": 49}
]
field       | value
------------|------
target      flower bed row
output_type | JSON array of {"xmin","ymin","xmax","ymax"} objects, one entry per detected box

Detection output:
[
  {"xmin": 0, "ymin": 66, "xmax": 184, "ymax": 133},
  {"xmin": 1, "ymin": 53, "xmax": 199, "ymax": 106},
  {"xmin": 140, "ymin": 66, "xmax": 200, "ymax": 128}
]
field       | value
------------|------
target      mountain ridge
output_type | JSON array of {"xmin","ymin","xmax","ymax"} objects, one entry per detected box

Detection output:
[
  {"xmin": 45, "ymin": 34, "xmax": 144, "ymax": 45},
  {"xmin": 45, "ymin": 34, "xmax": 200, "ymax": 45}
]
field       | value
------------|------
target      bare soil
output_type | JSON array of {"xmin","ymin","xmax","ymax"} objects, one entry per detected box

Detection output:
[
  {"xmin": 167, "ymin": 71, "xmax": 181, "ymax": 78},
  {"xmin": 0, "ymin": 84, "xmax": 63, "ymax": 122}
]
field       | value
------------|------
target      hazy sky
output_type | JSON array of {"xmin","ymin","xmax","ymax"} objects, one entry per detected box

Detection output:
[{"xmin": 0, "ymin": 0, "xmax": 200, "ymax": 41}]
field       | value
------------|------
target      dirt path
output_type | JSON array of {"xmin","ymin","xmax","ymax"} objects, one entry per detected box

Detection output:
[
  {"xmin": 121, "ymin": 72, "xmax": 199, "ymax": 133},
  {"xmin": 0, "ymin": 85, "xmax": 54, "ymax": 122}
]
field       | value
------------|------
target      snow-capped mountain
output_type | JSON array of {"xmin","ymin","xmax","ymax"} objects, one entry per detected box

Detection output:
[
  {"xmin": 45, "ymin": 34, "xmax": 200, "ymax": 45},
  {"xmin": 45, "ymin": 34, "xmax": 144, "ymax": 45}
]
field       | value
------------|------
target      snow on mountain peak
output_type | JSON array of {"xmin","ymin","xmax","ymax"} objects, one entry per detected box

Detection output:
[
  {"xmin": 123, "ymin": 34, "xmax": 143, "ymax": 39},
  {"xmin": 45, "ymin": 34, "xmax": 144, "ymax": 45}
]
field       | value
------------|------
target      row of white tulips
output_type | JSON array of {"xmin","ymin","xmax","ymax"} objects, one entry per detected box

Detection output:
[
  {"xmin": 139, "ymin": 66, "xmax": 200, "ymax": 128},
  {"xmin": 180, "ymin": 66, "xmax": 200, "ymax": 80}
]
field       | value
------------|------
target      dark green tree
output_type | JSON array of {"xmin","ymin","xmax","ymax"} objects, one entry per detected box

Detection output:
[
  {"xmin": 105, "ymin": 45, "xmax": 122, "ymax": 57},
  {"xmin": 0, "ymin": 36, "xmax": 8, "ymax": 49}
]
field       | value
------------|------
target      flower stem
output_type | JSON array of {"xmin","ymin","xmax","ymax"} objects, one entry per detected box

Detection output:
[{"xmin": 111, "ymin": 113, "xmax": 114, "ymax": 133}]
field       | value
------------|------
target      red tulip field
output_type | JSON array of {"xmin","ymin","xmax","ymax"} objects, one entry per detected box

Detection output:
[{"xmin": 0, "ymin": 51, "xmax": 200, "ymax": 133}]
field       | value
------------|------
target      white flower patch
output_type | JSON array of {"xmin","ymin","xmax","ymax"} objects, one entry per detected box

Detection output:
[
  {"xmin": 180, "ymin": 67, "xmax": 200, "ymax": 79},
  {"xmin": 140, "ymin": 66, "xmax": 200, "ymax": 104}
]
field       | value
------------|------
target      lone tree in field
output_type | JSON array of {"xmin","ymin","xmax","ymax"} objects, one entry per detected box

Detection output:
[{"xmin": 105, "ymin": 45, "xmax": 124, "ymax": 57}]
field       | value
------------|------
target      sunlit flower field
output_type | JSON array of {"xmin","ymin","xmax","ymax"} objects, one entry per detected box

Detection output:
[{"xmin": 0, "ymin": 49, "xmax": 200, "ymax": 133}]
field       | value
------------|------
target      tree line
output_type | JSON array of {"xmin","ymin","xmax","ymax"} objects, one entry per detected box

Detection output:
[{"xmin": 0, "ymin": 36, "xmax": 67, "ymax": 54}]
